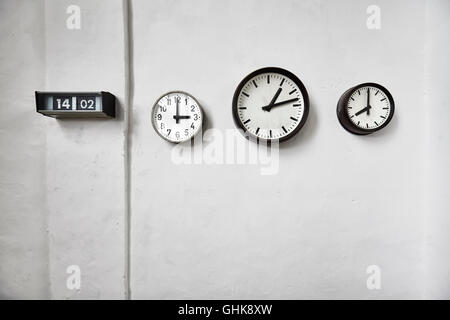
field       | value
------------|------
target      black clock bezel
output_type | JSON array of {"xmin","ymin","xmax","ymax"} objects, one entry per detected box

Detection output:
[
  {"xmin": 337, "ymin": 82, "xmax": 395, "ymax": 135},
  {"xmin": 232, "ymin": 67, "xmax": 310, "ymax": 143}
]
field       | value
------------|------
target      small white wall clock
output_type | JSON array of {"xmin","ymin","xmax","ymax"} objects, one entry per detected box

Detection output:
[
  {"xmin": 151, "ymin": 91, "xmax": 203, "ymax": 143},
  {"xmin": 232, "ymin": 67, "xmax": 310, "ymax": 143},
  {"xmin": 337, "ymin": 83, "xmax": 395, "ymax": 135}
]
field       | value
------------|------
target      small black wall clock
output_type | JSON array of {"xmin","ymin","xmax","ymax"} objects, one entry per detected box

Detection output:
[
  {"xmin": 151, "ymin": 91, "xmax": 203, "ymax": 143},
  {"xmin": 336, "ymin": 83, "xmax": 395, "ymax": 135},
  {"xmin": 232, "ymin": 67, "xmax": 310, "ymax": 143}
]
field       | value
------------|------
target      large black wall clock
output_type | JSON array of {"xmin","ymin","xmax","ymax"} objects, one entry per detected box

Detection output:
[
  {"xmin": 337, "ymin": 83, "xmax": 395, "ymax": 135},
  {"xmin": 232, "ymin": 67, "xmax": 310, "ymax": 143}
]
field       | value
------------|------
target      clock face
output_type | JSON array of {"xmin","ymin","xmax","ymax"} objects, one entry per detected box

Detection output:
[
  {"xmin": 346, "ymin": 85, "xmax": 393, "ymax": 130},
  {"xmin": 337, "ymin": 83, "xmax": 395, "ymax": 135},
  {"xmin": 151, "ymin": 91, "xmax": 203, "ymax": 143},
  {"xmin": 232, "ymin": 67, "xmax": 309, "ymax": 142}
]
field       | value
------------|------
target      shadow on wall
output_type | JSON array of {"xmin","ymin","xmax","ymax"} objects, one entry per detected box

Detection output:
[{"xmin": 279, "ymin": 97, "xmax": 318, "ymax": 150}]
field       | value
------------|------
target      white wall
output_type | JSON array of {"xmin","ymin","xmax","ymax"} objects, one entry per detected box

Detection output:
[
  {"xmin": 0, "ymin": 0, "xmax": 449, "ymax": 299},
  {"xmin": 0, "ymin": 0, "xmax": 49, "ymax": 299},
  {"xmin": 43, "ymin": 0, "xmax": 128, "ymax": 299},
  {"xmin": 129, "ymin": 0, "xmax": 427, "ymax": 299},
  {"xmin": 424, "ymin": 0, "xmax": 450, "ymax": 299}
]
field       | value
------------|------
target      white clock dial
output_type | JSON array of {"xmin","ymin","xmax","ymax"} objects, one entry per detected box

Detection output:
[
  {"xmin": 346, "ymin": 86, "xmax": 392, "ymax": 130},
  {"xmin": 151, "ymin": 91, "xmax": 203, "ymax": 143},
  {"xmin": 232, "ymin": 67, "xmax": 309, "ymax": 142}
]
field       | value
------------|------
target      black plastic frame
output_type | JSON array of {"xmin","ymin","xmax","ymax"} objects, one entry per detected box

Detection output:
[
  {"xmin": 35, "ymin": 91, "xmax": 116, "ymax": 118},
  {"xmin": 232, "ymin": 67, "xmax": 310, "ymax": 143},
  {"xmin": 336, "ymin": 82, "xmax": 395, "ymax": 135}
]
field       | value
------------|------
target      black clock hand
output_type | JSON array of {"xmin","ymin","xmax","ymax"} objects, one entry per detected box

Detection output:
[
  {"xmin": 366, "ymin": 88, "xmax": 370, "ymax": 115},
  {"xmin": 262, "ymin": 98, "xmax": 299, "ymax": 111},
  {"xmin": 264, "ymin": 87, "xmax": 282, "ymax": 112},
  {"xmin": 173, "ymin": 115, "xmax": 190, "ymax": 120},
  {"xmin": 354, "ymin": 106, "xmax": 371, "ymax": 117},
  {"xmin": 174, "ymin": 97, "xmax": 180, "ymax": 123}
]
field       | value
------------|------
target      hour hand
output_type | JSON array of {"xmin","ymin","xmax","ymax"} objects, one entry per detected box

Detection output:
[
  {"xmin": 354, "ymin": 106, "xmax": 371, "ymax": 117},
  {"xmin": 263, "ymin": 88, "xmax": 282, "ymax": 112},
  {"xmin": 173, "ymin": 115, "xmax": 191, "ymax": 120}
]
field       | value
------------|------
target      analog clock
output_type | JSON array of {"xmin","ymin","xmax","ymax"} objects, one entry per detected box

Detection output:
[
  {"xmin": 337, "ymin": 83, "xmax": 395, "ymax": 135},
  {"xmin": 151, "ymin": 91, "xmax": 203, "ymax": 143},
  {"xmin": 232, "ymin": 67, "xmax": 310, "ymax": 143}
]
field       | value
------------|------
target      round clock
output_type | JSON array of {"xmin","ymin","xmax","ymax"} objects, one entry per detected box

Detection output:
[
  {"xmin": 337, "ymin": 83, "xmax": 395, "ymax": 135},
  {"xmin": 232, "ymin": 67, "xmax": 310, "ymax": 143},
  {"xmin": 151, "ymin": 91, "xmax": 203, "ymax": 143}
]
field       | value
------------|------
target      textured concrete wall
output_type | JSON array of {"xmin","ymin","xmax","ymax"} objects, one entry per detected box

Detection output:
[
  {"xmin": 0, "ymin": 0, "xmax": 49, "ymax": 299},
  {"xmin": 43, "ymin": 0, "xmax": 127, "ymax": 299},
  {"xmin": 129, "ymin": 0, "xmax": 427, "ymax": 299},
  {"xmin": 0, "ymin": 0, "xmax": 449, "ymax": 299},
  {"xmin": 424, "ymin": 0, "xmax": 450, "ymax": 299}
]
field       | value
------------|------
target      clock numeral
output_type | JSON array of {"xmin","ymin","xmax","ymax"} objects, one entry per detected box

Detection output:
[
  {"xmin": 77, "ymin": 97, "xmax": 96, "ymax": 110},
  {"xmin": 159, "ymin": 105, "xmax": 167, "ymax": 112},
  {"xmin": 191, "ymin": 105, "xmax": 195, "ymax": 112},
  {"xmin": 157, "ymin": 114, "xmax": 162, "ymax": 120},
  {"xmin": 54, "ymin": 96, "xmax": 72, "ymax": 110},
  {"xmin": 191, "ymin": 123, "xmax": 195, "ymax": 130},
  {"xmin": 193, "ymin": 114, "xmax": 199, "ymax": 121},
  {"xmin": 167, "ymin": 128, "xmax": 171, "ymax": 135}
]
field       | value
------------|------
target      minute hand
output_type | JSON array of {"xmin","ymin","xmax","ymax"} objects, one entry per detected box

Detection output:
[{"xmin": 262, "ymin": 98, "xmax": 298, "ymax": 111}]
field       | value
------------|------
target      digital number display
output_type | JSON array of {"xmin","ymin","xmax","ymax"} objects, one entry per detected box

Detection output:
[
  {"xmin": 76, "ymin": 96, "xmax": 96, "ymax": 110},
  {"xmin": 37, "ymin": 91, "xmax": 115, "ymax": 118},
  {"xmin": 53, "ymin": 96, "xmax": 73, "ymax": 110}
]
